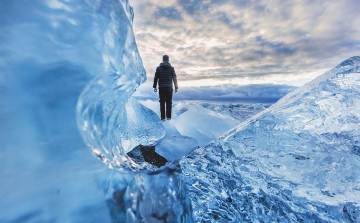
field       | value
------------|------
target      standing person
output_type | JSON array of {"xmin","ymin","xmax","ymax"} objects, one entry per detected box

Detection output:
[{"xmin": 153, "ymin": 55, "xmax": 178, "ymax": 121}]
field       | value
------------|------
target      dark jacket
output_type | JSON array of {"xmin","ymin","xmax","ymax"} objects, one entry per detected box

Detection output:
[{"xmin": 153, "ymin": 62, "xmax": 178, "ymax": 90}]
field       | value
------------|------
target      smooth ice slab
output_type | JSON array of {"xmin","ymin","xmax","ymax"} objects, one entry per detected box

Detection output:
[
  {"xmin": 155, "ymin": 135, "xmax": 198, "ymax": 161},
  {"xmin": 175, "ymin": 104, "xmax": 241, "ymax": 146}
]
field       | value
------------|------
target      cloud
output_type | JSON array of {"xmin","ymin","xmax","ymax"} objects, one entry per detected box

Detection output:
[
  {"xmin": 154, "ymin": 6, "xmax": 183, "ymax": 20},
  {"xmin": 131, "ymin": 0, "xmax": 360, "ymax": 102}
]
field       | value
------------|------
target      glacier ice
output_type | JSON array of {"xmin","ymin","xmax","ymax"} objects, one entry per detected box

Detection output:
[
  {"xmin": 139, "ymin": 100, "xmax": 267, "ymax": 146},
  {"xmin": 180, "ymin": 56, "xmax": 360, "ymax": 222},
  {"xmin": 155, "ymin": 135, "xmax": 198, "ymax": 161},
  {"xmin": 198, "ymin": 102, "xmax": 270, "ymax": 122},
  {"xmin": 0, "ymin": 0, "xmax": 162, "ymax": 221},
  {"xmin": 123, "ymin": 163, "xmax": 194, "ymax": 222},
  {"xmin": 162, "ymin": 119, "xmax": 183, "ymax": 137},
  {"xmin": 175, "ymin": 104, "xmax": 241, "ymax": 146},
  {"xmin": 75, "ymin": 1, "xmax": 166, "ymax": 171},
  {"xmin": 2, "ymin": 0, "xmax": 360, "ymax": 221},
  {"xmin": 77, "ymin": 80, "xmax": 165, "ymax": 170}
]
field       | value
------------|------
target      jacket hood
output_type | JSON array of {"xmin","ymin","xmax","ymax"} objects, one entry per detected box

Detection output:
[{"xmin": 159, "ymin": 62, "xmax": 171, "ymax": 69}]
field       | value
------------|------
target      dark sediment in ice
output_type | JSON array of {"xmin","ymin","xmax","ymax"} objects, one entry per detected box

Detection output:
[{"xmin": 127, "ymin": 145, "xmax": 168, "ymax": 168}]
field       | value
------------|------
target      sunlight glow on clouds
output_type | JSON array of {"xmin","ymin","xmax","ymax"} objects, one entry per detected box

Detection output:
[
  {"xmin": 179, "ymin": 69, "xmax": 326, "ymax": 88},
  {"xmin": 131, "ymin": 0, "xmax": 360, "ymax": 102}
]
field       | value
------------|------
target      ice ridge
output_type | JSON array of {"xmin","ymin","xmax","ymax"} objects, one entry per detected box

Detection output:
[{"xmin": 180, "ymin": 56, "xmax": 360, "ymax": 222}]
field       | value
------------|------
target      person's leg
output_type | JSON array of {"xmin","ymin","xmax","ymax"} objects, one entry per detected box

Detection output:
[
  {"xmin": 159, "ymin": 88, "xmax": 166, "ymax": 120},
  {"xmin": 165, "ymin": 88, "xmax": 173, "ymax": 119}
]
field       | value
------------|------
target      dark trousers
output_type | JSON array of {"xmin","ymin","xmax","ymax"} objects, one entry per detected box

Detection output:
[{"xmin": 159, "ymin": 87, "xmax": 173, "ymax": 120}]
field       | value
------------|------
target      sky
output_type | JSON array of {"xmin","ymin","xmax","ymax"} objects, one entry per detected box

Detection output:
[{"xmin": 131, "ymin": 0, "xmax": 360, "ymax": 103}]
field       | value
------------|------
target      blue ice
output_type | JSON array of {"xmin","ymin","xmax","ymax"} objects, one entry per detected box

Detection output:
[{"xmin": 1, "ymin": 0, "xmax": 360, "ymax": 222}]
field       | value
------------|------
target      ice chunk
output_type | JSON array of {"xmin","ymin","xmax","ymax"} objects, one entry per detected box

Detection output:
[
  {"xmin": 139, "ymin": 99, "xmax": 161, "ymax": 117},
  {"xmin": 180, "ymin": 56, "xmax": 360, "ymax": 222},
  {"xmin": 162, "ymin": 119, "xmax": 182, "ymax": 137},
  {"xmin": 125, "ymin": 98, "xmax": 165, "ymax": 152},
  {"xmin": 123, "ymin": 164, "xmax": 194, "ymax": 222},
  {"xmin": 156, "ymin": 135, "xmax": 198, "ymax": 161},
  {"xmin": 77, "ymin": 83, "xmax": 165, "ymax": 171},
  {"xmin": 172, "ymin": 101, "xmax": 190, "ymax": 117},
  {"xmin": 0, "ymin": 0, "xmax": 160, "ymax": 221},
  {"xmin": 75, "ymin": 6, "xmax": 166, "ymax": 170},
  {"xmin": 175, "ymin": 104, "xmax": 241, "ymax": 146},
  {"xmin": 198, "ymin": 102, "xmax": 269, "ymax": 122},
  {"xmin": 139, "ymin": 101, "xmax": 268, "ymax": 146}
]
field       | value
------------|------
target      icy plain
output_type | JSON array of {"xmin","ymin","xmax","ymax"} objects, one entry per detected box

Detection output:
[{"xmin": 1, "ymin": 0, "xmax": 360, "ymax": 222}]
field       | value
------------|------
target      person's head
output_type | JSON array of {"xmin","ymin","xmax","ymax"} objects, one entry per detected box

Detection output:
[{"xmin": 163, "ymin": 55, "xmax": 169, "ymax": 62}]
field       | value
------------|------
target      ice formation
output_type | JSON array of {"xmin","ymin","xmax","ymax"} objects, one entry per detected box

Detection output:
[
  {"xmin": 175, "ymin": 105, "xmax": 241, "ymax": 146},
  {"xmin": 75, "ymin": 3, "xmax": 165, "ymax": 170},
  {"xmin": 180, "ymin": 56, "xmax": 360, "ymax": 222},
  {"xmin": 0, "ymin": 0, "xmax": 162, "ymax": 221},
  {"xmin": 2, "ymin": 0, "xmax": 360, "ymax": 222},
  {"xmin": 155, "ymin": 135, "xmax": 198, "ymax": 161},
  {"xmin": 123, "ymin": 163, "xmax": 193, "ymax": 222},
  {"xmin": 139, "ymin": 100, "xmax": 267, "ymax": 146},
  {"xmin": 199, "ymin": 102, "xmax": 270, "ymax": 122}
]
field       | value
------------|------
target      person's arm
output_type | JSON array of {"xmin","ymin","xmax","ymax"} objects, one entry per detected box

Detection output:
[
  {"xmin": 172, "ymin": 67, "xmax": 178, "ymax": 93},
  {"xmin": 153, "ymin": 68, "xmax": 159, "ymax": 92}
]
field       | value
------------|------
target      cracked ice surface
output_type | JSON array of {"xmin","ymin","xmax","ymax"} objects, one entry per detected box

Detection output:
[{"xmin": 180, "ymin": 56, "xmax": 360, "ymax": 222}]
